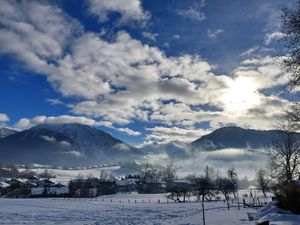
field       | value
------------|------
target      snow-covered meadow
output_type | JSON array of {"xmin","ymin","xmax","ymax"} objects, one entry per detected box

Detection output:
[{"xmin": 0, "ymin": 193, "xmax": 255, "ymax": 225}]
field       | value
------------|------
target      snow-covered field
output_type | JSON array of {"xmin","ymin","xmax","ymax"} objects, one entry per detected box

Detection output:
[
  {"xmin": 24, "ymin": 166, "xmax": 123, "ymax": 185},
  {"xmin": 0, "ymin": 193, "xmax": 255, "ymax": 225}
]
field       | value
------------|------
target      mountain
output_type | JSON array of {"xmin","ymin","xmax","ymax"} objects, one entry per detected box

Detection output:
[
  {"xmin": 0, "ymin": 127, "xmax": 18, "ymax": 138},
  {"xmin": 191, "ymin": 126, "xmax": 284, "ymax": 150},
  {"xmin": 0, "ymin": 123, "xmax": 140, "ymax": 166}
]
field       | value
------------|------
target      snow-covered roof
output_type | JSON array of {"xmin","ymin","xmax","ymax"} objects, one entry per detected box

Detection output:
[
  {"xmin": 28, "ymin": 176, "xmax": 39, "ymax": 180},
  {"xmin": 173, "ymin": 179, "xmax": 191, "ymax": 184},
  {"xmin": 115, "ymin": 179, "xmax": 137, "ymax": 186},
  {"xmin": 0, "ymin": 182, "xmax": 10, "ymax": 188},
  {"xmin": 10, "ymin": 178, "xmax": 28, "ymax": 183},
  {"xmin": 289, "ymin": 179, "xmax": 300, "ymax": 186}
]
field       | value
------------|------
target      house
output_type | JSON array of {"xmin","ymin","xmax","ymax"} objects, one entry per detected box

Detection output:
[
  {"xmin": 5, "ymin": 178, "xmax": 30, "ymax": 198},
  {"xmin": 28, "ymin": 176, "xmax": 39, "ymax": 183},
  {"xmin": 31, "ymin": 183, "xmax": 69, "ymax": 197},
  {"xmin": 0, "ymin": 181, "xmax": 10, "ymax": 196},
  {"xmin": 68, "ymin": 177, "xmax": 117, "ymax": 198},
  {"xmin": 37, "ymin": 179, "xmax": 55, "ymax": 188},
  {"xmin": 30, "ymin": 181, "xmax": 69, "ymax": 197},
  {"xmin": 115, "ymin": 178, "xmax": 138, "ymax": 192}
]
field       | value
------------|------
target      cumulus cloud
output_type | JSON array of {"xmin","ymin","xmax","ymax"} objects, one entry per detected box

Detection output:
[
  {"xmin": 0, "ymin": 0, "xmax": 80, "ymax": 73},
  {"xmin": 87, "ymin": 0, "xmax": 150, "ymax": 25},
  {"xmin": 14, "ymin": 115, "xmax": 112, "ymax": 130},
  {"xmin": 264, "ymin": 31, "xmax": 286, "ymax": 45},
  {"xmin": 0, "ymin": 0, "xmax": 292, "ymax": 144},
  {"xmin": 0, "ymin": 113, "xmax": 9, "ymax": 122}
]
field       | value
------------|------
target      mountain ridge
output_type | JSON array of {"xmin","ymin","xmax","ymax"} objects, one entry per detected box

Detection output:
[
  {"xmin": 0, "ymin": 123, "xmax": 139, "ymax": 166},
  {"xmin": 191, "ymin": 126, "xmax": 287, "ymax": 150},
  {"xmin": 0, "ymin": 124, "xmax": 297, "ymax": 166},
  {"xmin": 0, "ymin": 127, "xmax": 18, "ymax": 138}
]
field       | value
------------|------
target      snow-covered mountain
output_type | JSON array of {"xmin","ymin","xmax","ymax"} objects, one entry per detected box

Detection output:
[
  {"xmin": 0, "ymin": 123, "xmax": 140, "ymax": 166},
  {"xmin": 0, "ymin": 127, "xmax": 18, "ymax": 138},
  {"xmin": 191, "ymin": 126, "xmax": 286, "ymax": 150},
  {"xmin": 0, "ymin": 124, "xmax": 298, "ymax": 167}
]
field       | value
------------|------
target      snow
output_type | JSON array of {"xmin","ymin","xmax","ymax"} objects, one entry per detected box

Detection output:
[
  {"xmin": 0, "ymin": 193, "xmax": 255, "ymax": 225},
  {"xmin": 254, "ymin": 203, "xmax": 300, "ymax": 225},
  {"xmin": 0, "ymin": 181, "xmax": 10, "ymax": 188},
  {"xmin": 24, "ymin": 166, "xmax": 121, "ymax": 185}
]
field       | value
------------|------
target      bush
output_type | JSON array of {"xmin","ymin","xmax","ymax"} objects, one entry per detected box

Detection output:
[{"xmin": 276, "ymin": 183, "xmax": 300, "ymax": 214}]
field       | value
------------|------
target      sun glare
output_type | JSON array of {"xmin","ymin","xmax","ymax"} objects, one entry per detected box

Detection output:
[{"xmin": 221, "ymin": 77, "xmax": 259, "ymax": 113}]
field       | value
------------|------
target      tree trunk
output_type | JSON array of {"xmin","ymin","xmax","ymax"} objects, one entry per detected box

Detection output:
[{"xmin": 202, "ymin": 195, "xmax": 206, "ymax": 225}]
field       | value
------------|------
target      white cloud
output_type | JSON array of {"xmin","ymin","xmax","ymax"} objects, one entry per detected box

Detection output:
[
  {"xmin": 88, "ymin": 0, "xmax": 150, "ymax": 25},
  {"xmin": 146, "ymin": 126, "xmax": 210, "ymax": 143},
  {"xmin": 0, "ymin": 113, "xmax": 9, "ymax": 122},
  {"xmin": 172, "ymin": 34, "xmax": 180, "ymax": 40},
  {"xmin": 177, "ymin": 1, "xmax": 206, "ymax": 22},
  {"xmin": 0, "ymin": 0, "xmax": 80, "ymax": 74},
  {"xmin": 113, "ymin": 143, "xmax": 131, "ymax": 151},
  {"xmin": 175, "ymin": 148, "xmax": 268, "ymax": 179},
  {"xmin": 207, "ymin": 29, "xmax": 224, "ymax": 39},
  {"xmin": 40, "ymin": 135, "xmax": 56, "ymax": 142},
  {"xmin": 0, "ymin": 0, "xmax": 292, "ymax": 144},
  {"xmin": 46, "ymin": 98, "xmax": 63, "ymax": 105},
  {"xmin": 141, "ymin": 32, "xmax": 158, "ymax": 41},
  {"xmin": 117, "ymin": 127, "xmax": 141, "ymax": 136},
  {"xmin": 264, "ymin": 31, "xmax": 286, "ymax": 45},
  {"xmin": 240, "ymin": 46, "xmax": 259, "ymax": 57},
  {"xmin": 14, "ymin": 115, "xmax": 112, "ymax": 130},
  {"xmin": 61, "ymin": 150, "xmax": 83, "ymax": 158}
]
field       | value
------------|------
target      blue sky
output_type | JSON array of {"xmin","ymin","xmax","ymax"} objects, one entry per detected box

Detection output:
[{"xmin": 0, "ymin": 0, "xmax": 296, "ymax": 146}]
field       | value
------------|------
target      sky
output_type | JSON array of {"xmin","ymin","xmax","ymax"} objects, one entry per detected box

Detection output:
[{"xmin": 0, "ymin": 0, "xmax": 297, "ymax": 146}]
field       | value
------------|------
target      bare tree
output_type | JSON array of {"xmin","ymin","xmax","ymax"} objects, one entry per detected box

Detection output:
[
  {"xmin": 190, "ymin": 175, "xmax": 214, "ymax": 225},
  {"xmin": 168, "ymin": 181, "xmax": 190, "ymax": 203},
  {"xmin": 138, "ymin": 163, "xmax": 162, "ymax": 193},
  {"xmin": 281, "ymin": 0, "xmax": 300, "ymax": 87},
  {"xmin": 281, "ymin": 1, "xmax": 300, "ymax": 136},
  {"xmin": 227, "ymin": 168, "xmax": 238, "ymax": 198},
  {"xmin": 216, "ymin": 177, "xmax": 236, "ymax": 210},
  {"xmin": 204, "ymin": 165, "xmax": 216, "ymax": 181},
  {"xmin": 162, "ymin": 163, "xmax": 177, "ymax": 190},
  {"xmin": 256, "ymin": 168, "xmax": 270, "ymax": 197},
  {"xmin": 269, "ymin": 123, "xmax": 300, "ymax": 183},
  {"xmin": 99, "ymin": 170, "xmax": 107, "ymax": 180},
  {"xmin": 139, "ymin": 163, "xmax": 160, "ymax": 183}
]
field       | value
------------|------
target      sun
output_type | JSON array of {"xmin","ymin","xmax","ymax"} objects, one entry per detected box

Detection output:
[{"xmin": 221, "ymin": 77, "xmax": 260, "ymax": 113}]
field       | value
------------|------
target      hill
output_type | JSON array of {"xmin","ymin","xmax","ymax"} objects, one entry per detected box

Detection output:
[{"xmin": 0, "ymin": 123, "xmax": 139, "ymax": 166}]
